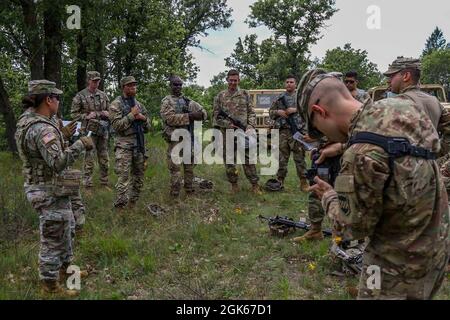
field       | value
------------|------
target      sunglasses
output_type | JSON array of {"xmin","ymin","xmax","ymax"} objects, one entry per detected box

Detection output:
[
  {"xmin": 49, "ymin": 94, "xmax": 60, "ymax": 101},
  {"xmin": 344, "ymin": 80, "xmax": 355, "ymax": 84}
]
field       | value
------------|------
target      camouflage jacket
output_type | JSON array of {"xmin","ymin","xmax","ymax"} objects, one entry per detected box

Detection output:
[
  {"xmin": 109, "ymin": 96, "xmax": 151, "ymax": 150},
  {"xmin": 15, "ymin": 110, "xmax": 85, "ymax": 187},
  {"xmin": 213, "ymin": 89, "xmax": 256, "ymax": 129},
  {"xmin": 71, "ymin": 88, "xmax": 110, "ymax": 129},
  {"xmin": 322, "ymin": 98, "xmax": 449, "ymax": 279},
  {"xmin": 399, "ymin": 85, "xmax": 450, "ymax": 156},
  {"xmin": 269, "ymin": 91, "xmax": 304, "ymax": 131},
  {"xmin": 160, "ymin": 95, "xmax": 207, "ymax": 141}
]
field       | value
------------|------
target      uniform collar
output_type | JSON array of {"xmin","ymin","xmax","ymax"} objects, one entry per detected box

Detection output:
[
  {"xmin": 348, "ymin": 99, "xmax": 371, "ymax": 138},
  {"xmin": 86, "ymin": 88, "xmax": 99, "ymax": 96},
  {"xmin": 400, "ymin": 84, "xmax": 420, "ymax": 94}
]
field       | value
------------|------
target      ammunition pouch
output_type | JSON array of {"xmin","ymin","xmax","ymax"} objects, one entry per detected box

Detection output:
[
  {"xmin": 52, "ymin": 169, "xmax": 82, "ymax": 197},
  {"xmin": 26, "ymin": 161, "xmax": 54, "ymax": 185},
  {"xmin": 86, "ymin": 119, "xmax": 109, "ymax": 136}
]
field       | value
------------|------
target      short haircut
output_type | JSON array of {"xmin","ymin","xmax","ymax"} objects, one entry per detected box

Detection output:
[
  {"xmin": 401, "ymin": 68, "xmax": 421, "ymax": 84},
  {"xmin": 169, "ymin": 75, "xmax": 182, "ymax": 83},
  {"xmin": 345, "ymin": 71, "xmax": 358, "ymax": 79},
  {"xmin": 227, "ymin": 69, "xmax": 240, "ymax": 78},
  {"xmin": 286, "ymin": 74, "xmax": 297, "ymax": 82}
]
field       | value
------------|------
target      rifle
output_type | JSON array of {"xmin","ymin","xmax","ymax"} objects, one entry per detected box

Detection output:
[
  {"xmin": 305, "ymin": 149, "xmax": 341, "ymax": 186},
  {"xmin": 218, "ymin": 109, "xmax": 247, "ymax": 131},
  {"xmin": 122, "ymin": 96, "xmax": 146, "ymax": 155},
  {"xmin": 218, "ymin": 109, "xmax": 257, "ymax": 149},
  {"xmin": 330, "ymin": 243, "xmax": 363, "ymax": 275},
  {"xmin": 258, "ymin": 215, "xmax": 333, "ymax": 237},
  {"xmin": 181, "ymin": 97, "xmax": 195, "ymax": 147},
  {"xmin": 279, "ymin": 95, "xmax": 316, "ymax": 151},
  {"xmin": 259, "ymin": 214, "xmax": 364, "ymax": 275}
]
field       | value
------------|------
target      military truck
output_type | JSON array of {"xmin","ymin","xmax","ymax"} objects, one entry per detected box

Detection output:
[
  {"xmin": 368, "ymin": 84, "xmax": 450, "ymax": 108},
  {"xmin": 248, "ymin": 89, "xmax": 285, "ymax": 130}
]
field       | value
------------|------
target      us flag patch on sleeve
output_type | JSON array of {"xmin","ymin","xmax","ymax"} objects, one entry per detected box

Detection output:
[{"xmin": 42, "ymin": 132, "xmax": 56, "ymax": 145}]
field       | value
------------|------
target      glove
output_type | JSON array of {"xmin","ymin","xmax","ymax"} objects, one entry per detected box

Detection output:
[
  {"xmin": 188, "ymin": 111, "xmax": 204, "ymax": 121},
  {"xmin": 61, "ymin": 121, "xmax": 77, "ymax": 139},
  {"xmin": 80, "ymin": 136, "xmax": 94, "ymax": 151}
]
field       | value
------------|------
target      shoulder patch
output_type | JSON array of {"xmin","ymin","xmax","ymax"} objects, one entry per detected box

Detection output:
[{"xmin": 42, "ymin": 132, "xmax": 57, "ymax": 145}]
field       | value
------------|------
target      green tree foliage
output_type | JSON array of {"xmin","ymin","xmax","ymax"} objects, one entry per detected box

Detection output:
[
  {"xmin": 0, "ymin": 0, "xmax": 233, "ymax": 149},
  {"xmin": 223, "ymin": 0, "xmax": 337, "ymax": 89},
  {"xmin": 319, "ymin": 43, "xmax": 382, "ymax": 89},
  {"xmin": 421, "ymin": 48, "xmax": 450, "ymax": 99},
  {"xmin": 246, "ymin": 0, "xmax": 337, "ymax": 79},
  {"xmin": 422, "ymin": 27, "xmax": 447, "ymax": 57}
]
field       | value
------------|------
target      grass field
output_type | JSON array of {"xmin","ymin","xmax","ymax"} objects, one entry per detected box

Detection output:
[{"xmin": 0, "ymin": 134, "xmax": 449, "ymax": 300}]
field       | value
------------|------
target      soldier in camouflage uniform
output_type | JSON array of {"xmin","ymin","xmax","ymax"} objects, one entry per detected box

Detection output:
[
  {"xmin": 344, "ymin": 71, "xmax": 370, "ymax": 103},
  {"xmin": 160, "ymin": 76, "xmax": 207, "ymax": 197},
  {"xmin": 15, "ymin": 80, "xmax": 93, "ymax": 295},
  {"xmin": 385, "ymin": 57, "xmax": 450, "ymax": 154},
  {"xmin": 71, "ymin": 71, "xmax": 110, "ymax": 188},
  {"xmin": 213, "ymin": 70, "xmax": 262, "ymax": 194},
  {"xmin": 299, "ymin": 69, "xmax": 449, "ymax": 299},
  {"xmin": 269, "ymin": 75, "xmax": 309, "ymax": 191},
  {"xmin": 109, "ymin": 76, "xmax": 151, "ymax": 209}
]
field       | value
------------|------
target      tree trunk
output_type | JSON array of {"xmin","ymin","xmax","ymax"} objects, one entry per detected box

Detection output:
[
  {"xmin": 76, "ymin": 31, "xmax": 88, "ymax": 92},
  {"xmin": 93, "ymin": 36, "xmax": 105, "ymax": 91},
  {"xmin": 0, "ymin": 76, "xmax": 18, "ymax": 153},
  {"xmin": 43, "ymin": 2, "xmax": 62, "ymax": 88},
  {"xmin": 20, "ymin": 0, "xmax": 44, "ymax": 79}
]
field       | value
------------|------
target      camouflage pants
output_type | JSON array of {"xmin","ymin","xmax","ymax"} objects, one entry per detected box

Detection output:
[
  {"xmin": 277, "ymin": 129, "xmax": 307, "ymax": 180},
  {"xmin": 114, "ymin": 147, "xmax": 145, "ymax": 207},
  {"xmin": 357, "ymin": 250, "xmax": 448, "ymax": 300},
  {"xmin": 84, "ymin": 134, "xmax": 109, "ymax": 186},
  {"xmin": 222, "ymin": 129, "xmax": 259, "ymax": 185},
  {"xmin": 70, "ymin": 189, "xmax": 85, "ymax": 228},
  {"xmin": 308, "ymin": 191, "xmax": 325, "ymax": 224},
  {"xmin": 166, "ymin": 141, "xmax": 194, "ymax": 195},
  {"xmin": 25, "ymin": 187, "xmax": 74, "ymax": 281}
]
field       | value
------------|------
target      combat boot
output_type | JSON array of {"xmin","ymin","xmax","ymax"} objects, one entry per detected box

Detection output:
[
  {"xmin": 170, "ymin": 190, "xmax": 180, "ymax": 198},
  {"xmin": 300, "ymin": 178, "xmax": 310, "ymax": 193},
  {"xmin": 293, "ymin": 223, "xmax": 324, "ymax": 242},
  {"xmin": 41, "ymin": 279, "xmax": 79, "ymax": 297},
  {"xmin": 251, "ymin": 183, "xmax": 263, "ymax": 195},
  {"xmin": 231, "ymin": 183, "xmax": 240, "ymax": 194}
]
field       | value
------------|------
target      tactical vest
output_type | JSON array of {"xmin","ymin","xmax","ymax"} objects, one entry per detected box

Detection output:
[
  {"xmin": 78, "ymin": 89, "xmax": 107, "ymax": 113},
  {"xmin": 274, "ymin": 93, "xmax": 303, "ymax": 131},
  {"xmin": 119, "ymin": 97, "xmax": 140, "ymax": 137},
  {"xmin": 162, "ymin": 96, "xmax": 191, "ymax": 141},
  {"xmin": 16, "ymin": 112, "xmax": 64, "ymax": 185},
  {"xmin": 175, "ymin": 96, "xmax": 190, "ymax": 114}
]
